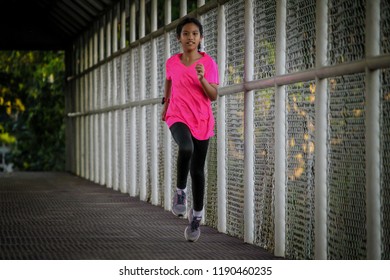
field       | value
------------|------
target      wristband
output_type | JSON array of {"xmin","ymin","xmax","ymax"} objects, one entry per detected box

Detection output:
[{"xmin": 161, "ymin": 97, "xmax": 169, "ymax": 104}]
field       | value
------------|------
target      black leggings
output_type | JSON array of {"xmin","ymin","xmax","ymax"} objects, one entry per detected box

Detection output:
[{"xmin": 170, "ymin": 122, "xmax": 209, "ymax": 212}]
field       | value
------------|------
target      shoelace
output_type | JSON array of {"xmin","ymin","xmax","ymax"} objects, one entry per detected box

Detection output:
[
  {"xmin": 177, "ymin": 192, "xmax": 185, "ymax": 204},
  {"xmin": 191, "ymin": 218, "xmax": 201, "ymax": 231}
]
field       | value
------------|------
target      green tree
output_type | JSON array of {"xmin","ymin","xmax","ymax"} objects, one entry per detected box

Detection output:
[{"xmin": 0, "ymin": 51, "xmax": 65, "ymax": 171}]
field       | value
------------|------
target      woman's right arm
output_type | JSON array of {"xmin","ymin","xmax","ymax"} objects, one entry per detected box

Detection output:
[{"xmin": 161, "ymin": 79, "xmax": 172, "ymax": 121}]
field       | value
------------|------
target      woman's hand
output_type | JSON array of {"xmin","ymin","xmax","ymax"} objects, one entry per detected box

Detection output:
[
  {"xmin": 161, "ymin": 106, "xmax": 167, "ymax": 121},
  {"xmin": 195, "ymin": 63, "xmax": 205, "ymax": 81}
]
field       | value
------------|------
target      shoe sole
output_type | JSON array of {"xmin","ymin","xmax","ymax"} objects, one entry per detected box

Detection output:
[
  {"xmin": 172, "ymin": 208, "xmax": 187, "ymax": 218},
  {"xmin": 184, "ymin": 226, "xmax": 200, "ymax": 242}
]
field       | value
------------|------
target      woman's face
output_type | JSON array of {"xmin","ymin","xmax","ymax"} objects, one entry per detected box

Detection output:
[{"xmin": 178, "ymin": 23, "xmax": 203, "ymax": 51}]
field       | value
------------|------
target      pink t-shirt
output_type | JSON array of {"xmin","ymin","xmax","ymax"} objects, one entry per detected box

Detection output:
[{"xmin": 165, "ymin": 52, "xmax": 219, "ymax": 140}]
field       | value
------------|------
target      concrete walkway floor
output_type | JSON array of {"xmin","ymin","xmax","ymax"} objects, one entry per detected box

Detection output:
[{"xmin": 0, "ymin": 172, "xmax": 282, "ymax": 260}]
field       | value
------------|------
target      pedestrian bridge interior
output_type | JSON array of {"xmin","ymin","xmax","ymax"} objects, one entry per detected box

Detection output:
[{"xmin": 1, "ymin": 0, "xmax": 389, "ymax": 260}]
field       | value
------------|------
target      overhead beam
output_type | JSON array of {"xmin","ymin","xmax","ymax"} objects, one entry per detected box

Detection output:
[
  {"xmin": 76, "ymin": 0, "xmax": 100, "ymax": 17},
  {"xmin": 62, "ymin": 0, "xmax": 94, "ymax": 22}
]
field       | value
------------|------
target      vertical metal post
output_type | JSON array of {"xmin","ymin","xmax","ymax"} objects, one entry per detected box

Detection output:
[
  {"xmin": 120, "ymin": 2, "xmax": 128, "ymax": 193},
  {"xmin": 121, "ymin": 1, "xmax": 127, "ymax": 48},
  {"xmin": 76, "ymin": 37, "xmax": 82, "ymax": 177},
  {"xmin": 106, "ymin": 10, "xmax": 113, "ymax": 189},
  {"xmin": 151, "ymin": 0, "xmax": 159, "ymax": 205},
  {"xmin": 65, "ymin": 49, "xmax": 71, "ymax": 172},
  {"xmin": 139, "ymin": 0, "xmax": 147, "ymax": 201},
  {"xmin": 314, "ymin": 0, "xmax": 328, "ymax": 260},
  {"xmin": 129, "ymin": 0, "xmax": 137, "ymax": 197},
  {"xmin": 274, "ymin": 0, "xmax": 286, "ymax": 257},
  {"xmin": 112, "ymin": 6, "xmax": 118, "ymax": 52},
  {"xmin": 180, "ymin": 0, "xmax": 187, "ymax": 17},
  {"xmin": 99, "ymin": 16, "xmax": 106, "ymax": 186},
  {"xmin": 197, "ymin": 0, "xmax": 205, "ymax": 8},
  {"xmin": 217, "ymin": 3, "xmax": 227, "ymax": 233},
  {"xmin": 88, "ymin": 29, "xmax": 94, "ymax": 182},
  {"xmin": 85, "ymin": 33, "xmax": 90, "ymax": 180},
  {"xmin": 130, "ymin": 0, "xmax": 136, "ymax": 43},
  {"xmin": 365, "ymin": 0, "xmax": 381, "ymax": 260},
  {"xmin": 85, "ymin": 32, "xmax": 90, "ymax": 180},
  {"xmin": 164, "ymin": 0, "xmax": 172, "ymax": 210},
  {"xmin": 244, "ymin": 0, "xmax": 254, "ymax": 244},
  {"xmin": 73, "ymin": 50, "xmax": 77, "ymax": 173},
  {"xmin": 76, "ymin": 79, "xmax": 79, "ymax": 175},
  {"xmin": 94, "ymin": 22, "xmax": 99, "ymax": 184},
  {"xmin": 81, "ymin": 36, "xmax": 86, "ymax": 179},
  {"xmin": 112, "ymin": 5, "xmax": 119, "ymax": 191},
  {"xmin": 81, "ymin": 34, "xmax": 87, "ymax": 179}
]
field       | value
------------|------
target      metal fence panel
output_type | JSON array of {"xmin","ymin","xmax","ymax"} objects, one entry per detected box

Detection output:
[
  {"xmin": 328, "ymin": 0, "xmax": 365, "ymax": 65},
  {"xmin": 327, "ymin": 73, "xmax": 366, "ymax": 259},
  {"xmin": 202, "ymin": 7, "xmax": 219, "ymax": 228},
  {"xmin": 381, "ymin": 68, "xmax": 390, "ymax": 259},
  {"xmin": 286, "ymin": 81, "xmax": 316, "ymax": 259}
]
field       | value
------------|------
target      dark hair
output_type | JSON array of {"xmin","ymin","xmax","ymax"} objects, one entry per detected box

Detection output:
[{"xmin": 176, "ymin": 17, "xmax": 203, "ymax": 51}]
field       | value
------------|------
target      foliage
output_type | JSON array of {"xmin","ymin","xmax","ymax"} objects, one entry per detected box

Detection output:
[{"xmin": 0, "ymin": 51, "xmax": 65, "ymax": 171}]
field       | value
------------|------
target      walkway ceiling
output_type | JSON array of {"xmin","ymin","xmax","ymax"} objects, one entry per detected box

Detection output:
[{"xmin": 0, "ymin": 0, "xmax": 117, "ymax": 50}]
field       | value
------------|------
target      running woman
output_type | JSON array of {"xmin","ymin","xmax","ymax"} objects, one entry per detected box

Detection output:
[{"xmin": 161, "ymin": 16, "xmax": 219, "ymax": 242}]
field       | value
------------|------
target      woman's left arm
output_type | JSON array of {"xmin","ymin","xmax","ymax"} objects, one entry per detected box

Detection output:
[
  {"xmin": 196, "ymin": 63, "xmax": 218, "ymax": 101},
  {"xmin": 200, "ymin": 79, "xmax": 218, "ymax": 101}
]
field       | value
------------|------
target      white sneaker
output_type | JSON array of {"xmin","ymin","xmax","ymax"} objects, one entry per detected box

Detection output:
[
  {"xmin": 172, "ymin": 190, "xmax": 187, "ymax": 217},
  {"xmin": 184, "ymin": 208, "xmax": 201, "ymax": 242}
]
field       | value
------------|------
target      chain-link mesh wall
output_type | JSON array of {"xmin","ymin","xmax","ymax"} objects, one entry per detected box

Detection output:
[
  {"xmin": 202, "ymin": 7, "xmax": 219, "ymax": 228},
  {"xmin": 125, "ymin": 52, "xmax": 132, "ymax": 103},
  {"xmin": 136, "ymin": 106, "xmax": 142, "ymax": 195},
  {"xmin": 146, "ymin": 105, "xmax": 152, "ymax": 200},
  {"xmin": 144, "ymin": 42, "xmax": 152, "ymax": 200},
  {"xmin": 254, "ymin": 88, "xmax": 275, "ymax": 252},
  {"xmin": 254, "ymin": 0, "xmax": 276, "ymax": 80},
  {"xmin": 328, "ymin": 74, "xmax": 366, "ymax": 259},
  {"xmin": 109, "ymin": 59, "xmax": 115, "ymax": 188},
  {"xmin": 224, "ymin": 0, "xmax": 245, "ymax": 239},
  {"xmin": 157, "ymin": 35, "xmax": 166, "ymax": 206},
  {"xmin": 99, "ymin": 63, "xmax": 107, "ymax": 186},
  {"xmin": 382, "ymin": 0, "xmax": 390, "ymax": 55},
  {"xmin": 124, "ymin": 49, "xmax": 132, "ymax": 194},
  {"xmin": 252, "ymin": 0, "xmax": 277, "ymax": 252},
  {"xmin": 381, "ymin": 0, "xmax": 390, "ymax": 260},
  {"xmin": 225, "ymin": 0, "xmax": 245, "ymax": 86},
  {"xmin": 382, "ymin": 68, "xmax": 390, "ymax": 259},
  {"xmin": 328, "ymin": 0, "xmax": 365, "ymax": 65},
  {"xmin": 225, "ymin": 93, "xmax": 245, "ymax": 239},
  {"xmin": 132, "ymin": 47, "xmax": 140, "ymax": 197},
  {"xmin": 286, "ymin": 0, "xmax": 316, "ymax": 73},
  {"xmin": 285, "ymin": 81, "xmax": 316, "ymax": 259},
  {"xmin": 65, "ymin": 0, "xmax": 390, "ymax": 260},
  {"xmin": 125, "ymin": 106, "xmax": 132, "ymax": 191},
  {"xmin": 284, "ymin": 0, "xmax": 317, "ymax": 259},
  {"xmin": 114, "ymin": 57, "xmax": 121, "ymax": 190}
]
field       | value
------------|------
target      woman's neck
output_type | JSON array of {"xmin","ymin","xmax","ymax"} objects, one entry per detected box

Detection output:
[{"xmin": 181, "ymin": 50, "xmax": 201, "ymax": 65}]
